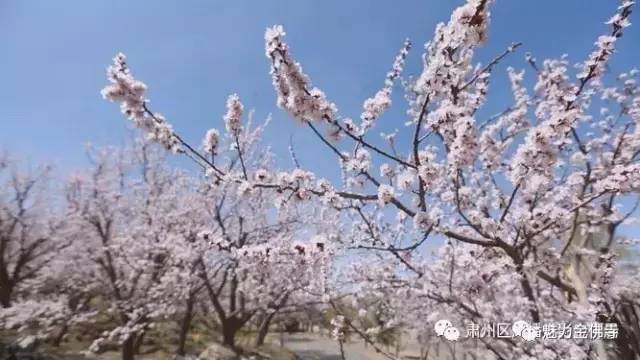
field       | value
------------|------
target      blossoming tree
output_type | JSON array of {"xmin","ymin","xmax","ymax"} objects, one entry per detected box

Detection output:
[
  {"xmin": 0, "ymin": 154, "xmax": 63, "ymax": 309},
  {"xmin": 99, "ymin": 0, "xmax": 640, "ymax": 358}
]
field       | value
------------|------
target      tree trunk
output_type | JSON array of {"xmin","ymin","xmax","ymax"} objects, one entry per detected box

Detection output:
[
  {"xmin": 177, "ymin": 295, "xmax": 195, "ymax": 355},
  {"xmin": 221, "ymin": 318, "xmax": 241, "ymax": 348},
  {"xmin": 122, "ymin": 335, "xmax": 136, "ymax": 360},
  {"xmin": 255, "ymin": 312, "xmax": 276, "ymax": 346},
  {"xmin": 565, "ymin": 227, "xmax": 609, "ymax": 360},
  {"xmin": 279, "ymin": 326, "xmax": 285, "ymax": 347},
  {"xmin": 338, "ymin": 340, "xmax": 346, "ymax": 360},
  {"xmin": 0, "ymin": 283, "xmax": 12, "ymax": 308},
  {"xmin": 52, "ymin": 323, "xmax": 68, "ymax": 347},
  {"xmin": 255, "ymin": 293, "xmax": 289, "ymax": 347},
  {"xmin": 222, "ymin": 327, "xmax": 236, "ymax": 348},
  {"xmin": 133, "ymin": 332, "xmax": 145, "ymax": 354}
]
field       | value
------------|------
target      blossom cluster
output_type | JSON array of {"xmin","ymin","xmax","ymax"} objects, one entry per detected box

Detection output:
[
  {"xmin": 101, "ymin": 53, "xmax": 181, "ymax": 152},
  {"xmin": 224, "ymin": 93, "xmax": 244, "ymax": 135},
  {"xmin": 265, "ymin": 25, "xmax": 337, "ymax": 123},
  {"xmin": 359, "ymin": 39, "xmax": 412, "ymax": 131}
]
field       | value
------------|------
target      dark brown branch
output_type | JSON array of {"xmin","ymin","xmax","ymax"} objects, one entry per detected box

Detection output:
[{"xmin": 499, "ymin": 182, "xmax": 520, "ymax": 223}]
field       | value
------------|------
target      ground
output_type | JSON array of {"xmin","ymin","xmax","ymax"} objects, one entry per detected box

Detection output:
[
  {"xmin": 282, "ymin": 333, "xmax": 457, "ymax": 360},
  {"xmin": 2, "ymin": 327, "xmax": 463, "ymax": 359}
]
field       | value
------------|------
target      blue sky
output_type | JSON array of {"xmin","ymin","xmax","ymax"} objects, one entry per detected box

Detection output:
[{"xmin": 2, "ymin": 0, "xmax": 639, "ymax": 179}]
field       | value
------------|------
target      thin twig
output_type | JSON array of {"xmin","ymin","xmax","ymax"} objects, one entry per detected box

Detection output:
[{"xmin": 460, "ymin": 42, "xmax": 523, "ymax": 91}]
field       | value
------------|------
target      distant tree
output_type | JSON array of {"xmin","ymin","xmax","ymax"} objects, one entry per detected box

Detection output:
[{"xmin": 0, "ymin": 153, "xmax": 63, "ymax": 308}]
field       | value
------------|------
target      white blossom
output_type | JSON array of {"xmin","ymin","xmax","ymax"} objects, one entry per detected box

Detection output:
[
  {"xmin": 224, "ymin": 94, "xmax": 244, "ymax": 135},
  {"xmin": 265, "ymin": 25, "xmax": 337, "ymax": 122},
  {"xmin": 202, "ymin": 128, "xmax": 220, "ymax": 154},
  {"xmin": 377, "ymin": 184, "xmax": 395, "ymax": 206},
  {"xmin": 101, "ymin": 53, "xmax": 181, "ymax": 152}
]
